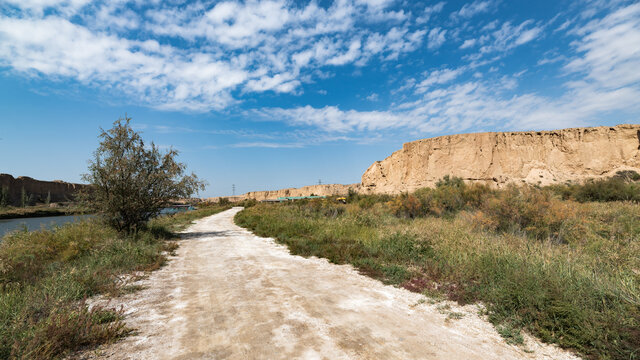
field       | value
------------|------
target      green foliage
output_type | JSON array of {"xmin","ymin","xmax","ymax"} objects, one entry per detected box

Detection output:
[
  {"xmin": 82, "ymin": 116, "xmax": 206, "ymax": 233},
  {"xmin": 20, "ymin": 187, "xmax": 31, "ymax": 208},
  {"xmin": 239, "ymin": 198, "xmax": 257, "ymax": 208},
  {"xmin": 435, "ymin": 174, "xmax": 465, "ymax": 188},
  {"xmin": 548, "ymin": 171, "xmax": 640, "ymax": 203},
  {"xmin": 473, "ymin": 185, "xmax": 573, "ymax": 241},
  {"xmin": 387, "ymin": 177, "xmax": 493, "ymax": 218},
  {"xmin": 0, "ymin": 186, "xmax": 9, "ymax": 208},
  {"xmin": 613, "ymin": 169, "xmax": 640, "ymax": 181},
  {"xmin": 235, "ymin": 180, "xmax": 640, "ymax": 360},
  {"xmin": 0, "ymin": 203, "xmax": 230, "ymax": 359},
  {"xmin": 347, "ymin": 187, "xmax": 359, "ymax": 203},
  {"xmin": 217, "ymin": 197, "xmax": 230, "ymax": 205},
  {"xmin": 387, "ymin": 193, "xmax": 422, "ymax": 218}
]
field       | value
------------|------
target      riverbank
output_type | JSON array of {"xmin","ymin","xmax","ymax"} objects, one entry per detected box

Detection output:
[
  {"xmin": 0, "ymin": 203, "xmax": 232, "ymax": 359},
  {"xmin": 0, "ymin": 205, "xmax": 87, "ymax": 219}
]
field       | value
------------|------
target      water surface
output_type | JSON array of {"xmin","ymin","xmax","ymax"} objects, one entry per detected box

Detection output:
[{"xmin": 0, "ymin": 215, "xmax": 93, "ymax": 238}]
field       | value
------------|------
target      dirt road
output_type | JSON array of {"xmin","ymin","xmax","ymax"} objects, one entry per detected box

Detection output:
[{"xmin": 86, "ymin": 208, "xmax": 578, "ymax": 360}]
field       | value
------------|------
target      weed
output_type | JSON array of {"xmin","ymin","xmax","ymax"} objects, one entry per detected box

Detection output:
[{"xmin": 496, "ymin": 323, "xmax": 525, "ymax": 345}]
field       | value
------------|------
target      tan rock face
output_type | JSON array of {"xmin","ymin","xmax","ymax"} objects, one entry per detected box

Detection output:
[
  {"xmin": 209, "ymin": 184, "xmax": 361, "ymax": 202},
  {"xmin": 362, "ymin": 124, "xmax": 640, "ymax": 193}
]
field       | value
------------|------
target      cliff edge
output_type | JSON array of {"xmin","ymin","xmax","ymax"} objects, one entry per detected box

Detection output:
[{"xmin": 362, "ymin": 124, "xmax": 640, "ymax": 193}]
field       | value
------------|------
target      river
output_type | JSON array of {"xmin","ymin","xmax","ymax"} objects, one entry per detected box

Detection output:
[
  {"xmin": 0, "ymin": 206, "xmax": 194, "ymax": 238},
  {"xmin": 0, "ymin": 215, "xmax": 94, "ymax": 238}
]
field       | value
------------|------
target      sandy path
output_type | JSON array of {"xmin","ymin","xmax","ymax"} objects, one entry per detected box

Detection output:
[{"xmin": 85, "ymin": 207, "xmax": 578, "ymax": 360}]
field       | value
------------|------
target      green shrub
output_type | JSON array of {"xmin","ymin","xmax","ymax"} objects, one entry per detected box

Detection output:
[
  {"xmin": 82, "ymin": 117, "xmax": 205, "ymax": 233},
  {"xmin": 548, "ymin": 172, "xmax": 640, "ymax": 203},
  {"xmin": 387, "ymin": 193, "xmax": 422, "ymax": 218},
  {"xmin": 389, "ymin": 177, "xmax": 492, "ymax": 218},
  {"xmin": 239, "ymin": 198, "xmax": 257, "ymax": 208},
  {"xmin": 474, "ymin": 185, "xmax": 572, "ymax": 241},
  {"xmin": 435, "ymin": 175, "xmax": 465, "ymax": 188}
]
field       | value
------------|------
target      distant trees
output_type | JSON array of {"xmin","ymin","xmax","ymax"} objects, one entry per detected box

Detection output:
[
  {"xmin": 83, "ymin": 116, "xmax": 206, "ymax": 233},
  {"xmin": 20, "ymin": 187, "xmax": 33, "ymax": 207},
  {"xmin": 0, "ymin": 186, "xmax": 8, "ymax": 208}
]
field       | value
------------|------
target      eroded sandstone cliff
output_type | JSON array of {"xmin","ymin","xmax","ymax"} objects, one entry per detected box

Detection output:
[
  {"xmin": 362, "ymin": 124, "xmax": 640, "ymax": 193},
  {"xmin": 209, "ymin": 184, "xmax": 361, "ymax": 202}
]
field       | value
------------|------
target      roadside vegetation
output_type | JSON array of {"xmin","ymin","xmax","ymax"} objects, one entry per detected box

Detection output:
[
  {"xmin": 0, "ymin": 116, "xmax": 217, "ymax": 359},
  {"xmin": 235, "ymin": 173, "xmax": 640, "ymax": 360},
  {"xmin": 0, "ymin": 203, "xmax": 230, "ymax": 359}
]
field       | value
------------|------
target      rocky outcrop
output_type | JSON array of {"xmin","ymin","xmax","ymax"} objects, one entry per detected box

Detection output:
[
  {"xmin": 362, "ymin": 124, "xmax": 640, "ymax": 193},
  {"xmin": 208, "ymin": 184, "xmax": 361, "ymax": 202},
  {"xmin": 243, "ymin": 184, "xmax": 361, "ymax": 201},
  {"xmin": 0, "ymin": 174, "xmax": 88, "ymax": 206}
]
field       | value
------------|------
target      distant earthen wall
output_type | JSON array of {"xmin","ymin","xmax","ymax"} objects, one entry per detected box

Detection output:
[
  {"xmin": 0, "ymin": 174, "xmax": 87, "ymax": 206},
  {"xmin": 208, "ymin": 184, "xmax": 361, "ymax": 202}
]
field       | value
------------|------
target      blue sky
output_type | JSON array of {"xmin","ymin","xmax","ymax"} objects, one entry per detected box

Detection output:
[{"xmin": 1, "ymin": 0, "xmax": 639, "ymax": 197}]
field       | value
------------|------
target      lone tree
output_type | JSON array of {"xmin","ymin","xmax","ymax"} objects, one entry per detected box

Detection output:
[{"xmin": 83, "ymin": 116, "xmax": 206, "ymax": 233}]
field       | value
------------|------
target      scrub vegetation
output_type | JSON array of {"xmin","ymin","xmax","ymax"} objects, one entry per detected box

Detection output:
[
  {"xmin": 235, "ymin": 174, "xmax": 640, "ymax": 360},
  {"xmin": 0, "ymin": 203, "xmax": 230, "ymax": 359}
]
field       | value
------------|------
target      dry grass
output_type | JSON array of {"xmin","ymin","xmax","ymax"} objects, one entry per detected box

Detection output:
[
  {"xmin": 0, "ymin": 203, "xmax": 231, "ymax": 359},
  {"xmin": 235, "ymin": 181, "xmax": 640, "ymax": 360}
]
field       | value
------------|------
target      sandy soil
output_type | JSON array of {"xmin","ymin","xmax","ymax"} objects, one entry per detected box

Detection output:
[{"xmin": 80, "ymin": 207, "xmax": 579, "ymax": 360}]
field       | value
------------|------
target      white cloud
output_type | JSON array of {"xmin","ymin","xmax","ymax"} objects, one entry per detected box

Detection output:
[
  {"xmin": 366, "ymin": 93, "xmax": 379, "ymax": 101},
  {"xmin": 244, "ymin": 73, "xmax": 301, "ymax": 93},
  {"xmin": 231, "ymin": 142, "xmax": 304, "ymax": 149},
  {"xmin": 416, "ymin": 1, "xmax": 445, "ymax": 24},
  {"xmin": 255, "ymin": 105, "xmax": 417, "ymax": 132},
  {"xmin": 565, "ymin": 3, "xmax": 640, "ymax": 90},
  {"xmin": 452, "ymin": 0, "xmax": 493, "ymax": 20},
  {"xmin": 463, "ymin": 19, "xmax": 544, "ymax": 65},
  {"xmin": 255, "ymin": 3, "xmax": 640, "ymax": 137},
  {"xmin": 2, "ymin": 0, "xmax": 90, "ymax": 16},
  {"xmin": 0, "ymin": 0, "xmax": 425, "ymax": 111},
  {"xmin": 0, "ymin": 16, "xmax": 249, "ymax": 111},
  {"xmin": 327, "ymin": 39, "xmax": 362, "ymax": 65},
  {"xmin": 460, "ymin": 39, "xmax": 477, "ymax": 49},
  {"xmin": 515, "ymin": 27, "xmax": 543, "ymax": 45},
  {"xmin": 427, "ymin": 27, "xmax": 447, "ymax": 49},
  {"xmin": 415, "ymin": 68, "xmax": 465, "ymax": 93}
]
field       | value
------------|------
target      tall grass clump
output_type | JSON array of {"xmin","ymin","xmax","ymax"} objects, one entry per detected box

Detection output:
[{"xmin": 235, "ymin": 177, "xmax": 640, "ymax": 360}]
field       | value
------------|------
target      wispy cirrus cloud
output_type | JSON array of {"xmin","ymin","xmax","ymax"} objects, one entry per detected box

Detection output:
[
  {"xmin": 451, "ymin": 0, "xmax": 494, "ymax": 20},
  {"xmin": 255, "ymin": 2, "xmax": 640, "ymax": 139}
]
